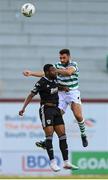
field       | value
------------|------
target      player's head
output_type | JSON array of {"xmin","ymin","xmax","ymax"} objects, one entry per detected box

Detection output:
[
  {"xmin": 59, "ymin": 49, "xmax": 71, "ymax": 65},
  {"xmin": 43, "ymin": 64, "xmax": 56, "ymax": 79}
]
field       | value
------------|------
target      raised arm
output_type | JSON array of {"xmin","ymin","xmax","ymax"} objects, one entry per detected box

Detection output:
[
  {"xmin": 19, "ymin": 92, "xmax": 35, "ymax": 116},
  {"xmin": 56, "ymin": 67, "xmax": 76, "ymax": 76},
  {"xmin": 23, "ymin": 70, "xmax": 44, "ymax": 77}
]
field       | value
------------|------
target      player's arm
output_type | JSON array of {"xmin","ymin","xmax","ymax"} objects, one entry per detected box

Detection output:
[
  {"xmin": 19, "ymin": 81, "xmax": 41, "ymax": 116},
  {"xmin": 56, "ymin": 67, "xmax": 76, "ymax": 76},
  {"xmin": 19, "ymin": 92, "xmax": 35, "ymax": 116},
  {"xmin": 23, "ymin": 70, "xmax": 44, "ymax": 77}
]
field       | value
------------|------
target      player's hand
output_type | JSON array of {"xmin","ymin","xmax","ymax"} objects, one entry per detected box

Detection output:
[
  {"xmin": 19, "ymin": 109, "xmax": 25, "ymax": 116},
  {"xmin": 23, "ymin": 70, "xmax": 32, "ymax": 77},
  {"xmin": 63, "ymin": 87, "xmax": 69, "ymax": 92}
]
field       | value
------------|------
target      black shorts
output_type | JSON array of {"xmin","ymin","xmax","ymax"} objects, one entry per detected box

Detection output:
[{"xmin": 39, "ymin": 105, "xmax": 64, "ymax": 127}]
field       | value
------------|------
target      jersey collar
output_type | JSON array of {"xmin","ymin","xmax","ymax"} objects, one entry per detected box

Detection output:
[
  {"xmin": 61, "ymin": 60, "xmax": 72, "ymax": 67},
  {"xmin": 44, "ymin": 76, "xmax": 53, "ymax": 82}
]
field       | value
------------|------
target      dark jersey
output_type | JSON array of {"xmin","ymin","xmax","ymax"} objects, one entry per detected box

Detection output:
[{"xmin": 31, "ymin": 77, "xmax": 59, "ymax": 105}]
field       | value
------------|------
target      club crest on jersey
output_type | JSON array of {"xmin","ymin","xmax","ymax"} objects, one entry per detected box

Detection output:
[
  {"xmin": 51, "ymin": 87, "xmax": 58, "ymax": 94},
  {"xmin": 47, "ymin": 119, "xmax": 51, "ymax": 124}
]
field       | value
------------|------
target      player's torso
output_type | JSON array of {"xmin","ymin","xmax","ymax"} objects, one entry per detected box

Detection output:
[
  {"xmin": 39, "ymin": 77, "xmax": 59, "ymax": 105},
  {"xmin": 55, "ymin": 61, "xmax": 79, "ymax": 90}
]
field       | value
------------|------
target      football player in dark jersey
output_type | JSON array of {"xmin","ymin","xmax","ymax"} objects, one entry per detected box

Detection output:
[{"xmin": 19, "ymin": 64, "xmax": 78, "ymax": 172}]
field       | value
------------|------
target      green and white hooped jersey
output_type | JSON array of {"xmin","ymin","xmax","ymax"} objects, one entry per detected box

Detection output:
[{"xmin": 54, "ymin": 61, "xmax": 79, "ymax": 90}]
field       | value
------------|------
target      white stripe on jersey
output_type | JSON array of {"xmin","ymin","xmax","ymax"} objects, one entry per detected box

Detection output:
[
  {"xmin": 40, "ymin": 105, "xmax": 46, "ymax": 127},
  {"xmin": 54, "ymin": 61, "xmax": 79, "ymax": 90}
]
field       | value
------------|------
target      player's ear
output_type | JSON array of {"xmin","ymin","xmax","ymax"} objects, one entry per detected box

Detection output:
[{"xmin": 45, "ymin": 71, "xmax": 48, "ymax": 76}]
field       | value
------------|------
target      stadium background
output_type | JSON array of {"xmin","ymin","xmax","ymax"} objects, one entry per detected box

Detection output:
[{"xmin": 0, "ymin": 0, "xmax": 108, "ymax": 178}]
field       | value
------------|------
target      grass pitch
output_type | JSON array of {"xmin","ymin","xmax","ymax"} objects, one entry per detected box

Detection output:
[{"xmin": 0, "ymin": 175, "xmax": 108, "ymax": 179}]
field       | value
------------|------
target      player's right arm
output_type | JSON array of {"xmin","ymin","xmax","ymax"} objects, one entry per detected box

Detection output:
[
  {"xmin": 23, "ymin": 70, "xmax": 44, "ymax": 77},
  {"xmin": 19, "ymin": 80, "xmax": 41, "ymax": 116},
  {"xmin": 19, "ymin": 92, "xmax": 35, "ymax": 116}
]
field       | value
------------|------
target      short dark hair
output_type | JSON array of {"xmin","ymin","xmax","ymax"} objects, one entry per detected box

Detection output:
[
  {"xmin": 59, "ymin": 49, "xmax": 70, "ymax": 56},
  {"xmin": 43, "ymin": 64, "xmax": 53, "ymax": 73}
]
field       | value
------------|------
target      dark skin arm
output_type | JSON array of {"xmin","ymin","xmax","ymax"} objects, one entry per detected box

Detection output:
[{"xmin": 19, "ymin": 92, "xmax": 35, "ymax": 116}]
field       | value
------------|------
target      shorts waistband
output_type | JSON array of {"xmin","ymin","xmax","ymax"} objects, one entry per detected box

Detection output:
[{"xmin": 42, "ymin": 103, "xmax": 57, "ymax": 107}]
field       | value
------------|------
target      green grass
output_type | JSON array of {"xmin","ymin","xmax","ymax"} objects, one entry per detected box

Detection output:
[{"xmin": 0, "ymin": 175, "xmax": 108, "ymax": 179}]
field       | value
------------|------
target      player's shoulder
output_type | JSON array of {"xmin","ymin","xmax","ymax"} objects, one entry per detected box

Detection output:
[
  {"xmin": 54, "ymin": 61, "xmax": 62, "ymax": 68},
  {"xmin": 69, "ymin": 61, "xmax": 78, "ymax": 68},
  {"xmin": 36, "ymin": 77, "xmax": 46, "ymax": 86},
  {"xmin": 70, "ymin": 61, "xmax": 78, "ymax": 66}
]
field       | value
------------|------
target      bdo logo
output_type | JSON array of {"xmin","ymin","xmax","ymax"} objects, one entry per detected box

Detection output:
[
  {"xmin": 22, "ymin": 154, "xmax": 60, "ymax": 172},
  {"xmin": 72, "ymin": 152, "xmax": 108, "ymax": 175}
]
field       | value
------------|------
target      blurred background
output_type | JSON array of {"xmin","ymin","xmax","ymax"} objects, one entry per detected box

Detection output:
[{"xmin": 0, "ymin": 0, "xmax": 108, "ymax": 178}]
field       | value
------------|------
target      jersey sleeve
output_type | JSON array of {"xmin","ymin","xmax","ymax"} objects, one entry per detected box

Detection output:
[
  {"xmin": 53, "ymin": 64, "xmax": 56, "ymax": 68},
  {"xmin": 31, "ymin": 81, "xmax": 41, "ymax": 95},
  {"xmin": 54, "ymin": 62, "xmax": 59, "ymax": 69},
  {"xmin": 70, "ymin": 62, "xmax": 79, "ymax": 72}
]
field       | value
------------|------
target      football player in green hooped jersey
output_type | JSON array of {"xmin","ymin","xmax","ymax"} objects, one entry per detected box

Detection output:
[{"xmin": 23, "ymin": 49, "xmax": 88, "ymax": 148}]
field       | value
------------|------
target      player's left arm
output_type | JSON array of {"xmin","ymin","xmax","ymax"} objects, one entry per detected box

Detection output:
[{"xmin": 56, "ymin": 66, "xmax": 76, "ymax": 76}]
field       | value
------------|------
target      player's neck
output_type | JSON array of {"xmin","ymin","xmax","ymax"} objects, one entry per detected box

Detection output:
[
  {"xmin": 61, "ymin": 60, "xmax": 71, "ymax": 67},
  {"xmin": 44, "ymin": 76, "xmax": 53, "ymax": 81}
]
